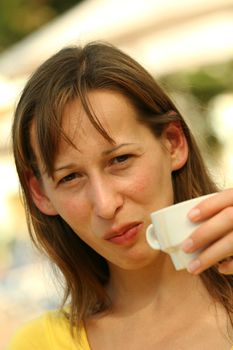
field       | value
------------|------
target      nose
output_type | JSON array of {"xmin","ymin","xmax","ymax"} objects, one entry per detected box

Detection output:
[{"xmin": 89, "ymin": 175, "xmax": 124, "ymax": 220}]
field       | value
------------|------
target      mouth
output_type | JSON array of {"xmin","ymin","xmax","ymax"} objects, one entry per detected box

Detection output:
[{"xmin": 104, "ymin": 222, "xmax": 143, "ymax": 245}]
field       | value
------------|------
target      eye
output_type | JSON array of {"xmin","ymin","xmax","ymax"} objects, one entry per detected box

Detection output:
[
  {"xmin": 59, "ymin": 172, "xmax": 82, "ymax": 184},
  {"xmin": 111, "ymin": 154, "xmax": 131, "ymax": 165}
]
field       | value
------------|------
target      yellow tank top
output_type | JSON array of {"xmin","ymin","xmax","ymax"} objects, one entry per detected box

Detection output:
[{"xmin": 6, "ymin": 310, "xmax": 90, "ymax": 350}]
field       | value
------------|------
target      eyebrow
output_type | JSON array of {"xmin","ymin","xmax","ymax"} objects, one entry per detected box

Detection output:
[
  {"xmin": 102, "ymin": 143, "xmax": 137, "ymax": 156},
  {"xmin": 53, "ymin": 143, "xmax": 137, "ymax": 173}
]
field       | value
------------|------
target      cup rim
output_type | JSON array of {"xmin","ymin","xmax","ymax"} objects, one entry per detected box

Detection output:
[{"xmin": 151, "ymin": 193, "xmax": 217, "ymax": 216}]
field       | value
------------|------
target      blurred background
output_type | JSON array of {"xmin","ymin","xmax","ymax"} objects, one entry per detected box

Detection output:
[{"xmin": 0, "ymin": 0, "xmax": 233, "ymax": 348}]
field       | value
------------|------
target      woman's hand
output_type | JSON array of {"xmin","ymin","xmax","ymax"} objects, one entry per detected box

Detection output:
[{"xmin": 181, "ymin": 188, "xmax": 233, "ymax": 275}]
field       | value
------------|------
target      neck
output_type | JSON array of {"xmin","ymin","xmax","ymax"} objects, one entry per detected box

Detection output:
[{"xmin": 107, "ymin": 253, "xmax": 210, "ymax": 315}]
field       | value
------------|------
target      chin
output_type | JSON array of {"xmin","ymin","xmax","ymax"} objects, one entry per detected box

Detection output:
[{"xmin": 119, "ymin": 246, "xmax": 162, "ymax": 270}]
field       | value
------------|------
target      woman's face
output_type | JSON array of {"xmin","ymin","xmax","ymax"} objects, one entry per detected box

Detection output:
[{"xmin": 30, "ymin": 90, "xmax": 188, "ymax": 270}]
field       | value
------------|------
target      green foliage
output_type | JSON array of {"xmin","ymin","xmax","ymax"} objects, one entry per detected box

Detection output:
[
  {"xmin": 161, "ymin": 61, "xmax": 233, "ymax": 159},
  {"xmin": 0, "ymin": 0, "xmax": 82, "ymax": 52},
  {"xmin": 162, "ymin": 61, "xmax": 233, "ymax": 104}
]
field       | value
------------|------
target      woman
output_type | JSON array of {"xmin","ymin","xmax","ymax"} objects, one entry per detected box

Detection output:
[{"xmin": 9, "ymin": 42, "xmax": 233, "ymax": 349}]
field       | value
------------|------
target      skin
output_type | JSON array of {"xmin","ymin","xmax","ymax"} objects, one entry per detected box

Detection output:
[{"xmin": 28, "ymin": 90, "xmax": 233, "ymax": 348}]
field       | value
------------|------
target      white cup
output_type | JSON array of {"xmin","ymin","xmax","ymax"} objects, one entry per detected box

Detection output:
[{"xmin": 146, "ymin": 193, "xmax": 216, "ymax": 270}]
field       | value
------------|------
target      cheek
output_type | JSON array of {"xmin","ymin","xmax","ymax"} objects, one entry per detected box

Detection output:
[
  {"xmin": 131, "ymin": 173, "xmax": 150, "ymax": 193},
  {"xmin": 129, "ymin": 162, "xmax": 155, "ymax": 191},
  {"xmin": 126, "ymin": 160, "xmax": 174, "ymax": 205},
  {"xmin": 129, "ymin": 164, "xmax": 169, "ymax": 193},
  {"xmin": 50, "ymin": 193, "xmax": 90, "ymax": 228}
]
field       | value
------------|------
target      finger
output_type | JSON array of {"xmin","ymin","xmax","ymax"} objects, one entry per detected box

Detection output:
[
  {"xmin": 188, "ymin": 189, "xmax": 233, "ymax": 222},
  {"xmin": 182, "ymin": 206, "xmax": 233, "ymax": 253},
  {"xmin": 217, "ymin": 258, "xmax": 233, "ymax": 275},
  {"xmin": 186, "ymin": 231, "xmax": 233, "ymax": 274}
]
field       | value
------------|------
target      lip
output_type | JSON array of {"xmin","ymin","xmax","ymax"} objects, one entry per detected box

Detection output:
[{"xmin": 104, "ymin": 222, "xmax": 143, "ymax": 245}]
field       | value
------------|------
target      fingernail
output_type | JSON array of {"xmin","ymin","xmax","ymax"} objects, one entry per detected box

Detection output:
[
  {"xmin": 187, "ymin": 259, "xmax": 201, "ymax": 273},
  {"xmin": 188, "ymin": 208, "xmax": 201, "ymax": 221},
  {"xmin": 181, "ymin": 238, "xmax": 194, "ymax": 252}
]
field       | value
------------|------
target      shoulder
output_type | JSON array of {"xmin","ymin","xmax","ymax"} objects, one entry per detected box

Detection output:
[{"xmin": 6, "ymin": 310, "xmax": 81, "ymax": 350}]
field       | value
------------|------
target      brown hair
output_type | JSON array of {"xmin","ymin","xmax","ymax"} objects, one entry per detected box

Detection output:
[{"xmin": 12, "ymin": 42, "xmax": 233, "ymax": 332}]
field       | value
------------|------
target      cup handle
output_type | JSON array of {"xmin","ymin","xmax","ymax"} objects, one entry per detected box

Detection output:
[{"xmin": 146, "ymin": 224, "xmax": 161, "ymax": 250}]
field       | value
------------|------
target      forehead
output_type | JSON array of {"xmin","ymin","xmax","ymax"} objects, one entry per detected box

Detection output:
[
  {"xmin": 61, "ymin": 90, "xmax": 144, "ymax": 145},
  {"xmin": 30, "ymin": 89, "xmax": 154, "ymax": 173}
]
